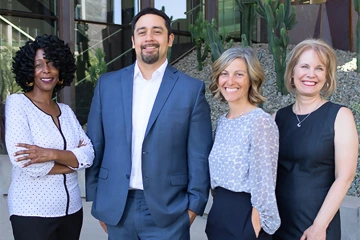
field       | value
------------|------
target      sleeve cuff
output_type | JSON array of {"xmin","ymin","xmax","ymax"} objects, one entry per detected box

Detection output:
[{"xmin": 68, "ymin": 148, "xmax": 92, "ymax": 171}]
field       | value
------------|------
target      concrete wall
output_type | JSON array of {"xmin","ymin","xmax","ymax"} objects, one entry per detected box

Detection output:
[{"xmin": 1, "ymin": 154, "xmax": 360, "ymax": 239}]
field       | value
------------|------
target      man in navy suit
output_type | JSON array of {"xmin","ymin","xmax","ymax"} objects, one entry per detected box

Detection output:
[{"xmin": 85, "ymin": 7, "xmax": 213, "ymax": 239}]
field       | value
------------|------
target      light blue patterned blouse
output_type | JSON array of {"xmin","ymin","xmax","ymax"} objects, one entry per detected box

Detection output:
[{"xmin": 209, "ymin": 108, "xmax": 281, "ymax": 234}]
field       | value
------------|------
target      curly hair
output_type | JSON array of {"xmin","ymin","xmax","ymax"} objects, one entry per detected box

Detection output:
[{"xmin": 12, "ymin": 34, "xmax": 76, "ymax": 93}]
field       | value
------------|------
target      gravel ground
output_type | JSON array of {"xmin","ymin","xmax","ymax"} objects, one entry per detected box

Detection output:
[{"xmin": 173, "ymin": 43, "xmax": 360, "ymax": 197}]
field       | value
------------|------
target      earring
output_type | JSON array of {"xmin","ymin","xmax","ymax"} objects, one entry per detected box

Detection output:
[
  {"xmin": 57, "ymin": 79, "xmax": 64, "ymax": 85},
  {"xmin": 26, "ymin": 81, "xmax": 34, "ymax": 87}
]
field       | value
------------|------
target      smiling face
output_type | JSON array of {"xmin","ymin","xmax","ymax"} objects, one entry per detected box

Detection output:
[
  {"xmin": 218, "ymin": 58, "xmax": 250, "ymax": 105},
  {"xmin": 292, "ymin": 49, "xmax": 326, "ymax": 97},
  {"xmin": 131, "ymin": 14, "xmax": 174, "ymax": 68},
  {"xmin": 33, "ymin": 48, "xmax": 59, "ymax": 93}
]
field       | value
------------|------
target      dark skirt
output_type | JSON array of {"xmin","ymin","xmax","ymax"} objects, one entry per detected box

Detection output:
[{"xmin": 205, "ymin": 187, "xmax": 271, "ymax": 240}]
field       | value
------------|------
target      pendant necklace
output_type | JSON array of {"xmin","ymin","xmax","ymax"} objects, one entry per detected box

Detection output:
[{"xmin": 294, "ymin": 100, "xmax": 322, "ymax": 128}]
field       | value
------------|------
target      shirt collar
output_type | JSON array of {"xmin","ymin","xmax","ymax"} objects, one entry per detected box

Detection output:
[{"xmin": 134, "ymin": 59, "xmax": 168, "ymax": 79}]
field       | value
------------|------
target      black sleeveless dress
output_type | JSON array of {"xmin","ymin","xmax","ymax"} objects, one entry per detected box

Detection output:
[{"xmin": 273, "ymin": 102, "xmax": 342, "ymax": 240}]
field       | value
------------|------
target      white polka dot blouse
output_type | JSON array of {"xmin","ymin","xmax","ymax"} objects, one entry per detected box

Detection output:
[{"xmin": 5, "ymin": 94, "xmax": 94, "ymax": 217}]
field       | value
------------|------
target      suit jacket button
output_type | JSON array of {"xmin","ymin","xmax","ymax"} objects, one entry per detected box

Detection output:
[
  {"xmin": 142, "ymin": 151, "xmax": 148, "ymax": 155},
  {"xmin": 126, "ymin": 174, "xmax": 130, "ymax": 179}
]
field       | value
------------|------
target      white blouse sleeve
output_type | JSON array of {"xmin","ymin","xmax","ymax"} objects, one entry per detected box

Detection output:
[
  {"xmin": 64, "ymin": 105, "xmax": 94, "ymax": 171},
  {"xmin": 5, "ymin": 94, "xmax": 55, "ymax": 178},
  {"xmin": 249, "ymin": 114, "xmax": 281, "ymax": 234}
]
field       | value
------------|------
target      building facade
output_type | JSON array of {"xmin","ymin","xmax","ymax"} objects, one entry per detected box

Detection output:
[
  {"xmin": 0, "ymin": 0, "xmax": 354, "ymax": 126},
  {"xmin": 0, "ymin": 0, "xmax": 210, "ymax": 124}
]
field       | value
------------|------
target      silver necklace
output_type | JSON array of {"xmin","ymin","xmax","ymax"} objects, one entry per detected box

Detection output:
[{"xmin": 294, "ymin": 101, "xmax": 322, "ymax": 127}]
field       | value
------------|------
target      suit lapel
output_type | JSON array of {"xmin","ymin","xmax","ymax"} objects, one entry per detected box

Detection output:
[
  {"xmin": 121, "ymin": 64, "xmax": 135, "ymax": 146},
  {"xmin": 144, "ymin": 65, "xmax": 178, "ymax": 138}
]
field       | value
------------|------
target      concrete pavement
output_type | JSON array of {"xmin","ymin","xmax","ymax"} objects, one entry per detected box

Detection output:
[{"xmin": 0, "ymin": 195, "xmax": 208, "ymax": 240}]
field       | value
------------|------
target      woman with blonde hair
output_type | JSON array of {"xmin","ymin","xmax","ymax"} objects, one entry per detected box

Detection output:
[
  {"xmin": 273, "ymin": 39, "xmax": 358, "ymax": 240},
  {"xmin": 205, "ymin": 47, "xmax": 280, "ymax": 239}
]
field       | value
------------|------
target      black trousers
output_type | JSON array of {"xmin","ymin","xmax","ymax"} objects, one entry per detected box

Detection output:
[
  {"xmin": 10, "ymin": 208, "xmax": 83, "ymax": 240},
  {"xmin": 206, "ymin": 188, "xmax": 272, "ymax": 240}
]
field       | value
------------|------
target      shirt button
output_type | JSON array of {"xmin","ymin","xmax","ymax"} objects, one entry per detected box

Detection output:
[{"xmin": 142, "ymin": 151, "xmax": 148, "ymax": 155}]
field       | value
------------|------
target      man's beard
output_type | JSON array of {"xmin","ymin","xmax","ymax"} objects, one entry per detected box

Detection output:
[{"xmin": 141, "ymin": 50, "xmax": 160, "ymax": 64}]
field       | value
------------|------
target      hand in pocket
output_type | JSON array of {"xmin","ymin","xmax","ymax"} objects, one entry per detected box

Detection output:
[{"xmin": 251, "ymin": 207, "xmax": 261, "ymax": 238}]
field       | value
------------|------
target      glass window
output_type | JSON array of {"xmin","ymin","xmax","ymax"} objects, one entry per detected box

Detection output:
[
  {"xmin": 0, "ymin": 15, "xmax": 56, "ymax": 102},
  {"xmin": 218, "ymin": 0, "xmax": 240, "ymax": 38},
  {"xmin": 74, "ymin": 21, "xmax": 135, "ymax": 125},
  {"xmin": 75, "ymin": 0, "xmax": 136, "ymax": 25},
  {"xmin": 152, "ymin": 0, "xmax": 202, "ymax": 62},
  {"xmin": 0, "ymin": 15, "xmax": 56, "ymax": 47},
  {"xmin": 154, "ymin": 0, "xmax": 187, "ymax": 22},
  {"xmin": 0, "ymin": 0, "xmax": 56, "ymax": 16}
]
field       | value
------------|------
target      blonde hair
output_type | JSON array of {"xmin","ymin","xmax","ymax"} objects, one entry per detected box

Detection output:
[
  {"xmin": 209, "ymin": 47, "xmax": 265, "ymax": 104},
  {"xmin": 285, "ymin": 39, "xmax": 337, "ymax": 97}
]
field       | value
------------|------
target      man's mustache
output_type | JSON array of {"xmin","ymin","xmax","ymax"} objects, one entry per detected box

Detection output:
[{"xmin": 141, "ymin": 44, "xmax": 160, "ymax": 49}]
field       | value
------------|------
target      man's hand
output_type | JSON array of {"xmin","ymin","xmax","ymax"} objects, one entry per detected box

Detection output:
[
  {"xmin": 187, "ymin": 209, "xmax": 197, "ymax": 226},
  {"xmin": 99, "ymin": 221, "xmax": 108, "ymax": 234}
]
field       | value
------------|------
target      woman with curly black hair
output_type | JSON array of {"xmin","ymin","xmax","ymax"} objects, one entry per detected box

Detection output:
[{"xmin": 5, "ymin": 34, "xmax": 94, "ymax": 240}]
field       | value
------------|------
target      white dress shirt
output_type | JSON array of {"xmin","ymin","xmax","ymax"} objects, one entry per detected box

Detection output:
[
  {"xmin": 130, "ymin": 60, "xmax": 168, "ymax": 189},
  {"xmin": 5, "ymin": 94, "xmax": 94, "ymax": 217}
]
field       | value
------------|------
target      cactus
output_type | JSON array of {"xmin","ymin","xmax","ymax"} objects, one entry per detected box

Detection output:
[
  {"xmin": 241, "ymin": 34, "xmax": 249, "ymax": 48},
  {"xmin": 204, "ymin": 18, "xmax": 234, "ymax": 62},
  {"xmin": 255, "ymin": 0, "xmax": 297, "ymax": 95},
  {"xmin": 354, "ymin": 0, "xmax": 360, "ymax": 73},
  {"xmin": 189, "ymin": 12, "xmax": 210, "ymax": 71},
  {"xmin": 161, "ymin": 6, "xmax": 174, "ymax": 62},
  {"xmin": 236, "ymin": 0, "xmax": 257, "ymax": 47}
]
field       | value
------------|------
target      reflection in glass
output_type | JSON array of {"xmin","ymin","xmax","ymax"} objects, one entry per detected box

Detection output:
[
  {"xmin": 154, "ymin": 0, "xmax": 187, "ymax": 21},
  {"xmin": 74, "ymin": 21, "xmax": 135, "ymax": 124},
  {"xmin": 218, "ymin": 0, "xmax": 241, "ymax": 38},
  {"xmin": 0, "ymin": 0, "xmax": 56, "ymax": 16},
  {"xmin": 74, "ymin": 0, "xmax": 135, "ymax": 25},
  {"xmin": 0, "ymin": 15, "xmax": 56, "ymax": 102}
]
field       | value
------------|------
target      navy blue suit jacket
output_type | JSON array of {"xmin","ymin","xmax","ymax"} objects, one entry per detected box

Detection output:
[{"xmin": 85, "ymin": 63, "xmax": 213, "ymax": 228}]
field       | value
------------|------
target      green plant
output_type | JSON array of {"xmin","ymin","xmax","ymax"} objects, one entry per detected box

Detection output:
[
  {"xmin": 189, "ymin": 12, "xmax": 211, "ymax": 71},
  {"xmin": 204, "ymin": 18, "xmax": 234, "ymax": 62},
  {"xmin": 161, "ymin": 6, "xmax": 174, "ymax": 62},
  {"xmin": 236, "ymin": 0, "xmax": 257, "ymax": 47},
  {"xmin": 241, "ymin": 34, "xmax": 249, "ymax": 48},
  {"xmin": 87, "ymin": 48, "xmax": 107, "ymax": 86},
  {"xmin": 255, "ymin": 0, "xmax": 297, "ymax": 95},
  {"xmin": 0, "ymin": 41, "xmax": 21, "ymax": 153},
  {"xmin": 354, "ymin": 0, "xmax": 360, "ymax": 73},
  {"xmin": 0, "ymin": 43, "xmax": 21, "ymax": 102}
]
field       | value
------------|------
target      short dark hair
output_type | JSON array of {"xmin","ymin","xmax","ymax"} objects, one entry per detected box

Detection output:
[
  {"xmin": 12, "ymin": 34, "xmax": 76, "ymax": 93},
  {"xmin": 131, "ymin": 7, "xmax": 172, "ymax": 37}
]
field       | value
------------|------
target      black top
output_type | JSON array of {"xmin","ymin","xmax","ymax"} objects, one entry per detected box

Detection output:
[{"xmin": 273, "ymin": 101, "xmax": 342, "ymax": 240}]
